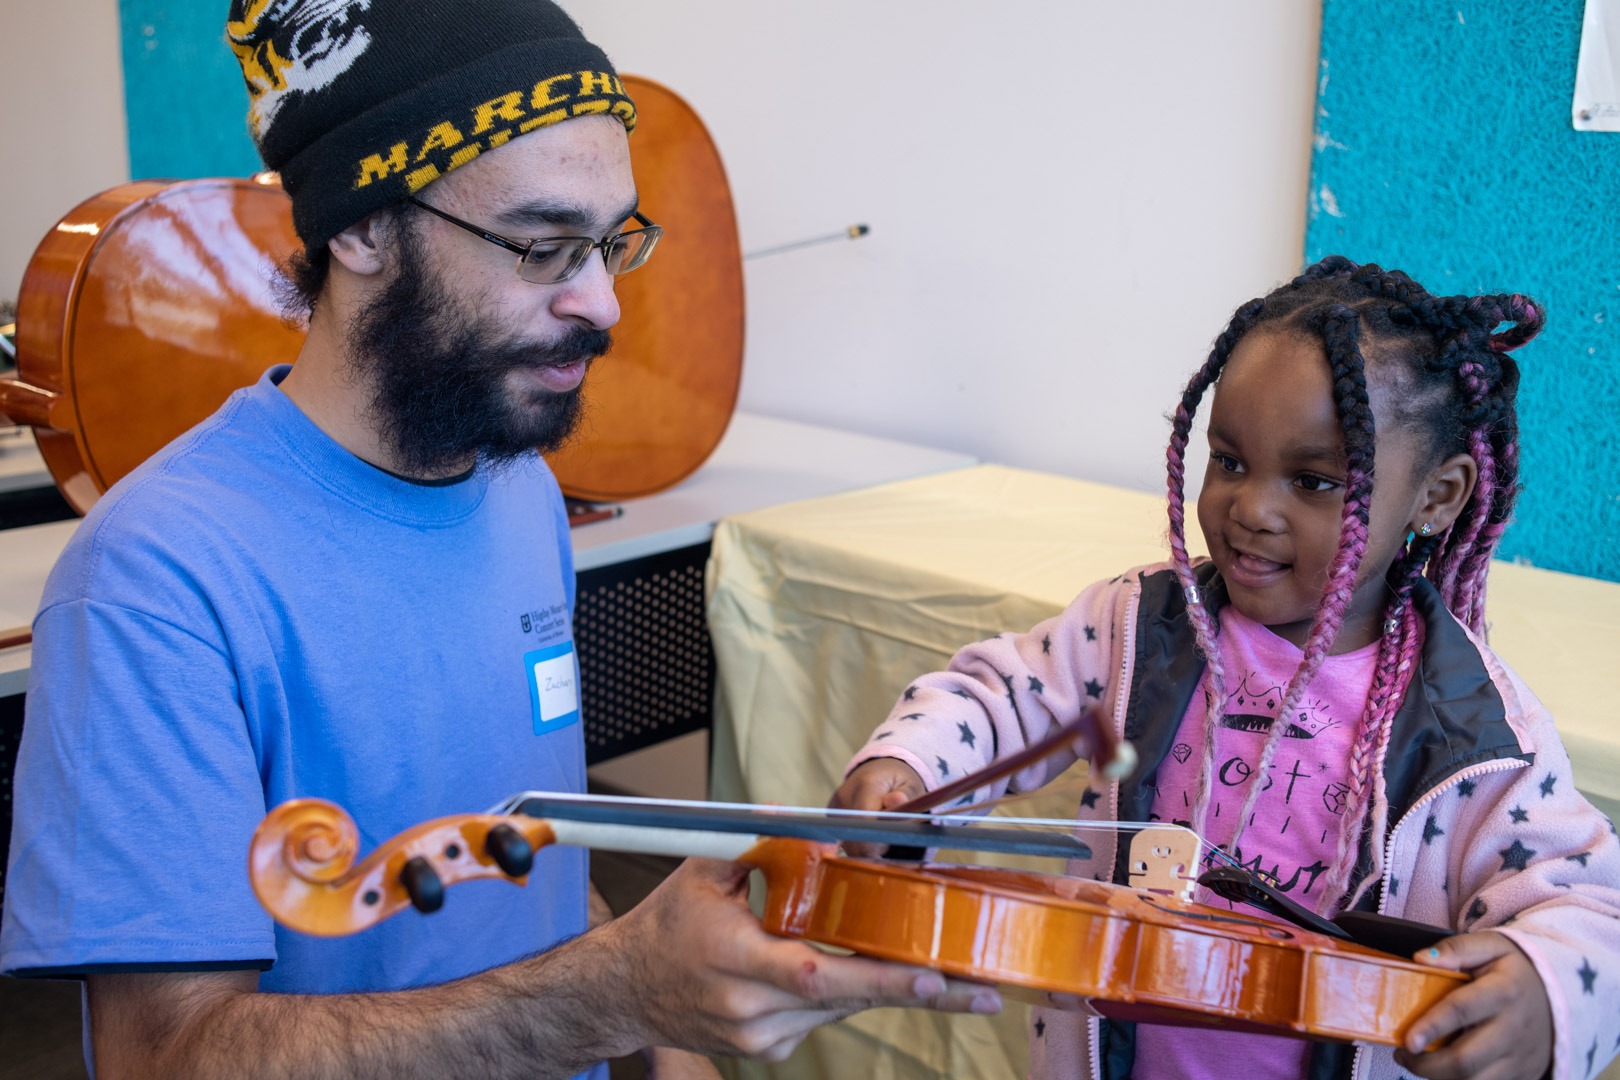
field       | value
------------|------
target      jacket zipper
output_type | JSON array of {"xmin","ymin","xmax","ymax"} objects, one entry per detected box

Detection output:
[
  {"xmin": 1349, "ymin": 755, "xmax": 1528, "ymax": 1080},
  {"xmin": 1091, "ymin": 577, "xmax": 1143, "ymax": 1080}
]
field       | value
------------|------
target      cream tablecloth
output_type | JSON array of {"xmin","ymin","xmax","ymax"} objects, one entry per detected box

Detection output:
[{"xmin": 707, "ymin": 464, "xmax": 1620, "ymax": 1080}]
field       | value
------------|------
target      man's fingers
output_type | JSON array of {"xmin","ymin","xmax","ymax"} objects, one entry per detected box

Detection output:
[
  {"xmin": 672, "ymin": 855, "xmax": 756, "ymax": 901},
  {"xmin": 1403, "ymin": 973, "xmax": 1515, "ymax": 1053},
  {"xmin": 762, "ymin": 948, "xmax": 1001, "ymax": 1014},
  {"xmin": 1414, "ymin": 930, "xmax": 1517, "ymax": 973}
]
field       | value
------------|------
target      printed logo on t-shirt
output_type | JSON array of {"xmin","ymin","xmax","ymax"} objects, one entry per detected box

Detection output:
[
  {"xmin": 521, "ymin": 604, "xmax": 569, "ymax": 640},
  {"xmin": 524, "ymin": 642, "xmax": 581, "ymax": 735}
]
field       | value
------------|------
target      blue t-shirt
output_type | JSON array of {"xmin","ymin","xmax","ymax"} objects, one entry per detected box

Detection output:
[{"xmin": 1, "ymin": 367, "xmax": 592, "ymax": 1003}]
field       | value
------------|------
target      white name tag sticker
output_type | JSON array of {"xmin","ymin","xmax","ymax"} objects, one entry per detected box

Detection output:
[{"xmin": 524, "ymin": 642, "xmax": 581, "ymax": 735}]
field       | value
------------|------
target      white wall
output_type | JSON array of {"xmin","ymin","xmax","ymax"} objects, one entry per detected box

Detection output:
[
  {"xmin": 559, "ymin": 0, "xmax": 1321, "ymax": 495},
  {"xmin": 0, "ymin": 0, "xmax": 131, "ymax": 307},
  {"xmin": 0, "ymin": 1, "xmax": 1321, "ymax": 501}
]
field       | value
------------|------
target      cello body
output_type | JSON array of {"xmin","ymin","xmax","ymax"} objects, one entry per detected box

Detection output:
[{"xmin": 3, "ymin": 75, "xmax": 742, "ymax": 513}]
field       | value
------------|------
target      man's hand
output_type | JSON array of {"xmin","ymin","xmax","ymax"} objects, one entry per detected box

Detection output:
[
  {"xmin": 604, "ymin": 854, "xmax": 1000, "ymax": 1062},
  {"xmin": 84, "ymin": 841, "xmax": 997, "ymax": 1078},
  {"xmin": 828, "ymin": 758, "xmax": 927, "ymax": 857},
  {"xmin": 641, "ymin": 1047, "xmax": 724, "ymax": 1079},
  {"xmin": 1394, "ymin": 932, "xmax": 1552, "ymax": 1080}
]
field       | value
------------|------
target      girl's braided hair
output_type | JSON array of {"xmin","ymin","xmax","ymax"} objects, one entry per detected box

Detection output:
[{"xmin": 1164, "ymin": 255, "xmax": 1542, "ymax": 912}]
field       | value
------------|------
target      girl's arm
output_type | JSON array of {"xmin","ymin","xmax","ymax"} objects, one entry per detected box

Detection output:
[
  {"xmin": 840, "ymin": 572, "xmax": 1133, "ymax": 810},
  {"xmin": 1404, "ymin": 685, "xmax": 1620, "ymax": 1080}
]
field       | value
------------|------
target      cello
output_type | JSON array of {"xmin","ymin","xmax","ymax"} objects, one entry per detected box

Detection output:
[
  {"xmin": 0, "ymin": 75, "xmax": 742, "ymax": 514},
  {"xmin": 247, "ymin": 714, "xmax": 1468, "ymax": 1048}
]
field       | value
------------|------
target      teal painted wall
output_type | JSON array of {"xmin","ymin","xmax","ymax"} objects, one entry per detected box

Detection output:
[
  {"xmin": 1307, "ymin": 1, "xmax": 1619, "ymax": 581},
  {"xmin": 120, "ymin": 0, "xmax": 260, "ymax": 179}
]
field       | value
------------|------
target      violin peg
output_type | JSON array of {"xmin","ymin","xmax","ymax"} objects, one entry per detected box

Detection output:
[
  {"xmin": 486, "ymin": 823, "xmax": 535, "ymax": 877},
  {"xmin": 401, "ymin": 856, "xmax": 445, "ymax": 914}
]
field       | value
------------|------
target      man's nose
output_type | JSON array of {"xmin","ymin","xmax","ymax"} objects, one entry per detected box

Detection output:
[{"xmin": 550, "ymin": 250, "xmax": 621, "ymax": 330}]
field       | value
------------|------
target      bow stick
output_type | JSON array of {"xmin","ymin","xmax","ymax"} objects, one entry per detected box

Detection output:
[{"xmin": 895, "ymin": 706, "xmax": 1136, "ymax": 815}]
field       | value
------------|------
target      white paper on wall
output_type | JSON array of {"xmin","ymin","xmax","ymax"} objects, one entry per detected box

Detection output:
[{"xmin": 1575, "ymin": 0, "xmax": 1620, "ymax": 131}]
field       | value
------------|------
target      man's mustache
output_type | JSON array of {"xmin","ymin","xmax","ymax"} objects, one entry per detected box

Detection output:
[{"xmin": 505, "ymin": 327, "xmax": 613, "ymax": 371}]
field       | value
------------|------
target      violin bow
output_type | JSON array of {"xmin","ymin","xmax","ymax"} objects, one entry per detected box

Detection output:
[{"xmin": 894, "ymin": 706, "xmax": 1136, "ymax": 815}]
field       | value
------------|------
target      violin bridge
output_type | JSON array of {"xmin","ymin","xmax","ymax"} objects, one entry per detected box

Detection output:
[{"xmin": 1126, "ymin": 827, "xmax": 1202, "ymax": 901}]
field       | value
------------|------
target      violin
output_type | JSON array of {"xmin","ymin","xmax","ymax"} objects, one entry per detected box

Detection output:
[{"xmin": 249, "ymin": 712, "xmax": 1466, "ymax": 1048}]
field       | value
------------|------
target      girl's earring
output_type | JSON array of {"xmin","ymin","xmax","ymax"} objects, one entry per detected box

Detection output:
[{"xmin": 1418, "ymin": 523, "xmax": 1432, "ymax": 537}]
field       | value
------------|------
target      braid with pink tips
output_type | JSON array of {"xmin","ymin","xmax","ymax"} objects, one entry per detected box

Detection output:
[
  {"xmin": 1328, "ymin": 533, "xmax": 1439, "ymax": 911},
  {"xmin": 1225, "ymin": 306, "xmax": 1376, "ymax": 854},
  {"xmin": 1166, "ymin": 256, "xmax": 1543, "ymax": 911},
  {"xmin": 1167, "ymin": 297, "xmax": 1266, "ymax": 835}
]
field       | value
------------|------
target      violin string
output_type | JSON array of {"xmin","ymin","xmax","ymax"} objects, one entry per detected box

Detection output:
[{"xmin": 485, "ymin": 790, "xmax": 1258, "ymax": 875}]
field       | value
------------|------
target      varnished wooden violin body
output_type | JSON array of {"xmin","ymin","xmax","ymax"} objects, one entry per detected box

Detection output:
[{"xmin": 250, "ymin": 798, "xmax": 1466, "ymax": 1047}]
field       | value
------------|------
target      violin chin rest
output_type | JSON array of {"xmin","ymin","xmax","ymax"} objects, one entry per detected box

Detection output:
[{"xmin": 1332, "ymin": 911, "xmax": 1451, "ymax": 957}]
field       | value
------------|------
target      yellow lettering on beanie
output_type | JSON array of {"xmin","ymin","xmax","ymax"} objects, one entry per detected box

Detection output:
[
  {"xmin": 472, "ymin": 91, "xmax": 526, "ymax": 135},
  {"xmin": 519, "ymin": 108, "xmax": 568, "ymax": 134},
  {"xmin": 571, "ymin": 100, "xmax": 609, "ymax": 118},
  {"xmin": 531, "ymin": 73, "xmax": 574, "ymax": 110},
  {"xmin": 406, "ymin": 163, "xmax": 441, "ymax": 192},
  {"xmin": 356, "ymin": 142, "xmax": 408, "ymax": 188},
  {"xmin": 414, "ymin": 122, "xmax": 466, "ymax": 161},
  {"xmin": 577, "ymin": 71, "xmax": 615, "ymax": 96}
]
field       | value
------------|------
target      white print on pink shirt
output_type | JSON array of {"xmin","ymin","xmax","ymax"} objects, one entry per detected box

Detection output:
[{"xmin": 1137, "ymin": 608, "xmax": 1379, "ymax": 1080}]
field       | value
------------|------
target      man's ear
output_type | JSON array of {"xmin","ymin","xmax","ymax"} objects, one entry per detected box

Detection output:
[
  {"xmin": 1411, "ymin": 453, "xmax": 1478, "ymax": 536},
  {"xmin": 326, "ymin": 212, "xmax": 393, "ymax": 277}
]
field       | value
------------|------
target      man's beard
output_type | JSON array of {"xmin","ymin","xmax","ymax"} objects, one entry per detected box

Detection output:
[{"xmin": 347, "ymin": 223, "xmax": 611, "ymax": 477}]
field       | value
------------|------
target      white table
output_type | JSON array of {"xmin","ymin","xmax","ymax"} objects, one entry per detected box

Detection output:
[
  {"xmin": 0, "ymin": 412, "xmax": 976, "ymax": 697},
  {"xmin": 0, "ymin": 428, "xmax": 53, "ymax": 495}
]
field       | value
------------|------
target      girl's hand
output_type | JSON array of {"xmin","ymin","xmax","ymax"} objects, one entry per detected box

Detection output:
[
  {"xmin": 828, "ymin": 758, "xmax": 926, "ymax": 857},
  {"xmin": 1394, "ymin": 931, "xmax": 1552, "ymax": 1080}
]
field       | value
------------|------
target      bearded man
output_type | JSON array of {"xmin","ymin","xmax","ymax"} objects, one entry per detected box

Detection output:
[{"xmin": 0, "ymin": 3, "xmax": 997, "ymax": 1076}]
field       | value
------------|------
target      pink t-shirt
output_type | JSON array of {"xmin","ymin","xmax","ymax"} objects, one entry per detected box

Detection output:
[{"xmin": 1134, "ymin": 606, "xmax": 1379, "ymax": 1080}]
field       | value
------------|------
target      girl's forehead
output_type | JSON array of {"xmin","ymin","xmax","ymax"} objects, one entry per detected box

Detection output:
[
  {"xmin": 1211, "ymin": 327, "xmax": 1413, "ymax": 457},
  {"xmin": 1215, "ymin": 331, "xmax": 1336, "ymax": 409}
]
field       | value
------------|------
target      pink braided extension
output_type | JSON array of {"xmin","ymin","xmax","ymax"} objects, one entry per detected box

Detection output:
[
  {"xmin": 1168, "ymin": 402, "xmax": 1230, "ymax": 838},
  {"xmin": 1326, "ymin": 599, "xmax": 1422, "ymax": 911},
  {"xmin": 1451, "ymin": 433, "xmax": 1497, "ymax": 633},
  {"xmin": 1166, "ymin": 299, "xmax": 1266, "ymax": 840},
  {"xmin": 1227, "ymin": 469, "xmax": 1371, "ymax": 851}
]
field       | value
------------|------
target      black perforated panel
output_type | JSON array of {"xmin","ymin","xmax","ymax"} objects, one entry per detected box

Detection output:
[
  {"xmin": 574, "ymin": 542, "xmax": 715, "ymax": 765},
  {"xmin": 0, "ymin": 692, "xmax": 23, "ymax": 909}
]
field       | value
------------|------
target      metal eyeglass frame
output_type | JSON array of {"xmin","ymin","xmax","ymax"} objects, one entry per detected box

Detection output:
[{"xmin": 405, "ymin": 196, "xmax": 662, "ymax": 283}]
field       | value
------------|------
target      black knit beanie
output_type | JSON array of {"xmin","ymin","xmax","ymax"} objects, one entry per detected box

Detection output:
[{"xmin": 226, "ymin": 0, "xmax": 636, "ymax": 248}]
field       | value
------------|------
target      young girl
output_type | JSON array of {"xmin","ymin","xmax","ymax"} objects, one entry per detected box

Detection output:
[{"xmin": 833, "ymin": 258, "xmax": 1620, "ymax": 1080}]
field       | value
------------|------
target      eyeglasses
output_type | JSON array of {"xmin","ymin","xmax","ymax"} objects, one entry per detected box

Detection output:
[{"xmin": 406, "ymin": 197, "xmax": 662, "ymax": 284}]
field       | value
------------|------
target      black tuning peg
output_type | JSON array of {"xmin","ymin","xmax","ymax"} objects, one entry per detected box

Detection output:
[
  {"xmin": 401, "ymin": 856, "xmax": 444, "ymax": 913},
  {"xmin": 485, "ymin": 823, "xmax": 534, "ymax": 878}
]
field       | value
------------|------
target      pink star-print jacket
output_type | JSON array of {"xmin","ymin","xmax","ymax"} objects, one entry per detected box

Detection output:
[{"xmin": 847, "ymin": 562, "xmax": 1620, "ymax": 1080}]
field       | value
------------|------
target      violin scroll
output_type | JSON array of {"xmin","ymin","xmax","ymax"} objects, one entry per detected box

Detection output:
[
  {"xmin": 248, "ymin": 798, "xmax": 556, "ymax": 936},
  {"xmin": 273, "ymin": 798, "xmax": 360, "ymax": 884}
]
